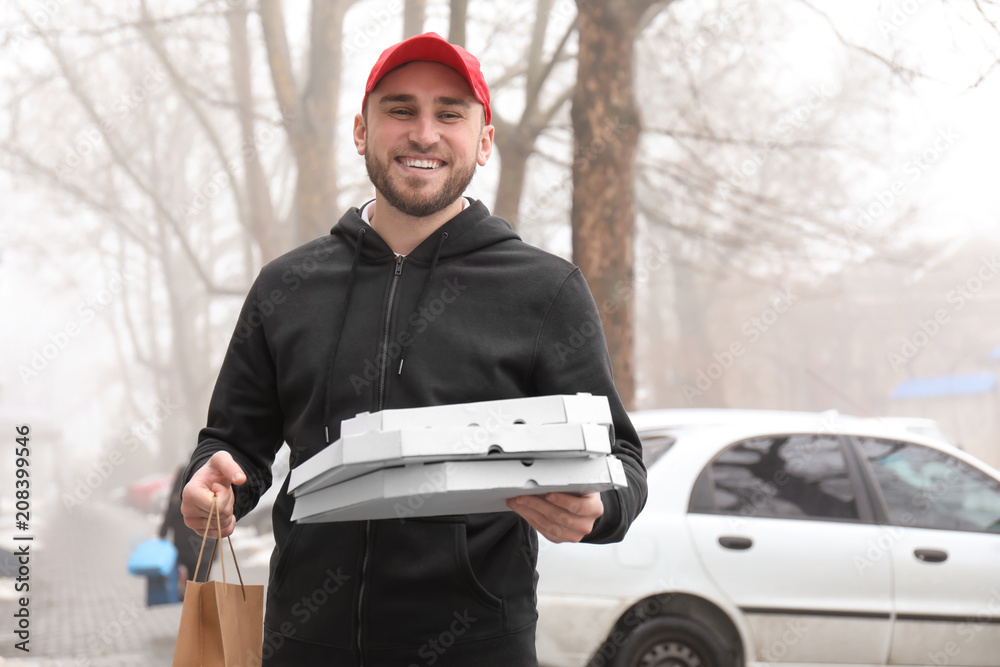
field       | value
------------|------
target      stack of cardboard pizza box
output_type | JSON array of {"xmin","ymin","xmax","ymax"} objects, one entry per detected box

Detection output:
[{"xmin": 288, "ymin": 393, "xmax": 627, "ymax": 522}]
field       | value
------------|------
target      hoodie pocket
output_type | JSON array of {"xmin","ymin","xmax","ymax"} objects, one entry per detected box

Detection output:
[
  {"xmin": 268, "ymin": 523, "xmax": 301, "ymax": 590},
  {"xmin": 365, "ymin": 519, "xmax": 510, "ymax": 649},
  {"xmin": 264, "ymin": 523, "xmax": 360, "ymax": 649}
]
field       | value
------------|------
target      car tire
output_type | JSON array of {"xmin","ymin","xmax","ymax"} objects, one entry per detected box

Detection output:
[{"xmin": 610, "ymin": 616, "xmax": 731, "ymax": 667}]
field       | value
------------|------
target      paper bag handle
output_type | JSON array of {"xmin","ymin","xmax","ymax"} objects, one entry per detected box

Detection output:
[{"xmin": 192, "ymin": 494, "xmax": 248, "ymax": 601}]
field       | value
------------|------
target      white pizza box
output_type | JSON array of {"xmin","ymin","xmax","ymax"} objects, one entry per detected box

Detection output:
[
  {"xmin": 288, "ymin": 422, "xmax": 612, "ymax": 497},
  {"xmin": 291, "ymin": 455, "xmax": 627, "ymax": 523},
  {"xmin": 341, "ymin": 393, "xmax": 612, "ymax": 437}
]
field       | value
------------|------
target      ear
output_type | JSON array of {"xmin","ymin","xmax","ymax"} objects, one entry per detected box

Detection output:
[
  {"xmin": 353, "ymin": 113, "xmax": 367, "ymax": 155},
  {"xmin": 477, "ymin": 124, "xmax": 494, "ymax": 166}
]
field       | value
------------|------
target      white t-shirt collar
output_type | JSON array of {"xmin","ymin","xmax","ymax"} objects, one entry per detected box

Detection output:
[{"xmin": 360, "ymin": 198, "xmax": 471, "ymax": 257}]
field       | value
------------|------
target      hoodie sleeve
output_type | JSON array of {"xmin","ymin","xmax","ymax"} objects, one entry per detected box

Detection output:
[
  {"xmin": 529, "ymin": 268, "xmax": 647, "ymax": 543},
  {"xmin": 183, "ymin": 275, "xmax": 284, "ymax": 520}
]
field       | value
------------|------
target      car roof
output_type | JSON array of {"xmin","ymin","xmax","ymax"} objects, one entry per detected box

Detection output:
[
  {"xmin": 628, "ymin": 408, "xmax": 998, "ymax": 477},
  {"xmin": 628, "ymin": 408, "xmax": 853, "ymax": 432}
]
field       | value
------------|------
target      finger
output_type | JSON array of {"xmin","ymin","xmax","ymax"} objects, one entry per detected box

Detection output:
[
  {"xmin": 507, "ymin": 499, "xmax": 584, "ymax": 543},
  {"xmin": 181, "ymin": 503, "xmax": 234, "ymax": 532},
  {"xmin": 182, "ymin": 483, "xmax": 235, "ymax": 522},
  {"xmin": 208, "ymin": 482, "xmax": 236, "ymax": 509},
  {"xmin": 181, "ymin": 484, "xmax": 217, "ymax": 519},
  {"xmin": 542, "ymin": 492, "xmax": 586, "ymax": 515},
  {"xmin": 209, "ymin": 451, "xmax": 247, "ymax": 486},
  {"xmin": 511, "ymin": 495, "xmax": 579, "ymax": 529},
  {"xmin": 545, "ymin": 492, "xmax": 603, "ymax": 519},
  {"xmin": 185, "ymin": 513, "xmax": 237, "ymax": 538}
]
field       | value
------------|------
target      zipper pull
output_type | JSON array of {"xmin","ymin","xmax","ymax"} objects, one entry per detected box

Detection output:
[{"xmin": 395, "ymin": 255, "xmax": 404, "ymax": 275}]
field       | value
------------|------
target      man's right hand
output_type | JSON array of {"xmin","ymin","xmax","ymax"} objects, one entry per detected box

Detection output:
[{"xmin": 180, "ymin": 451, "xmax": 247, "ymax": 538}]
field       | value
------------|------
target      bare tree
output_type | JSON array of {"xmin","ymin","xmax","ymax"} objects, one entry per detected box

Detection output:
[
  {"xmin": 491, "ymin": 0, "xmax": 576, "ymax": 228},
  {"xmin": 571, "ymin": 0, "xmax": 669, "ymax": 409},
  {"xmin": 449, "ymin": 0, "xmax": 468, "ymax": 47},
  {"xmin": 260, "ymin": 0, "xmax": 358, "ymax": 245},
  {"xmin": 403, "ymin": 0, "xmax": 427, "ymax": 38}
]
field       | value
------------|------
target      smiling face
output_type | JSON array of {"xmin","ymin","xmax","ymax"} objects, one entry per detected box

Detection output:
[{"xmin": 354, "ymin": 61, "xmax": 494, "ymax": 219}]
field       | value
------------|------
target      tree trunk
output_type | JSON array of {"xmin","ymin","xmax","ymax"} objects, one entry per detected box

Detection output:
[
  {"xmin": 449, "ymin": 0, "xmax": 468, "ymax": 46},
  {"xmin": 571, "ymin": 0, "xmax": 651, "ymax": 410},
  {"xmin": 228, "ymin": 5, "xmax": 279, "ymax": 262},
  {"xmin": 492, "ymin": 130, "xmax": 531, "ymax": 228},
  {"xmin": 403, "ymin": 0, "xmax": 426, "ymax": 38},
  {"xmin": 260, "ymin": 0, "xmax": 355, "ymax": 245},
  {"xmin": 490, "ymin": 0, "xmax": 574, "ymax": 229}
]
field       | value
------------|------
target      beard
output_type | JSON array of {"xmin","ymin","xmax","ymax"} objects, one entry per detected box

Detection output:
[{"xmin": 364, "ymin": 142, "xmax": 477, "ymax": 218}]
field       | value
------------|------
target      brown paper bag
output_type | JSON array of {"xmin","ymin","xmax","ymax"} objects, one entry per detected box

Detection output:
[{"xmin": 172, "ymin": 496, "xmax": 264, "ymax": 667}]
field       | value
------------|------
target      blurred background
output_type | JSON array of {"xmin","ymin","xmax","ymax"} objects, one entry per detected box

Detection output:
[{"xmin": 1, "ymin": 0, "xmax": 999, "ymax": 664}]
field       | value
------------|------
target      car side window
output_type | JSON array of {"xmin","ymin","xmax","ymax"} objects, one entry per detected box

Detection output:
[
  {"xmin": 855, "ymin": 437, "xmax": 1000, "ymax": 533},
  {"xmin": 689, "ymin": 434, "xmax": 860, "ymax": 521},
  {"xmin": 638, "ymin": 431, "xmax": 676, "ymax": 467}
]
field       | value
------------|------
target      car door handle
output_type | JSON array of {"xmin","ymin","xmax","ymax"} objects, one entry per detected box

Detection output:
[
  {"xmin": 718, "ymin": 536, "xmax": 753, "ymax": 550},
  {"xmin": 914, "ymin": 548, "xmax": 948, "ymax": 563}
]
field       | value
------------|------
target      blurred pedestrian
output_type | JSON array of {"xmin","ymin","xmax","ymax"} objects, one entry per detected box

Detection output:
[{"xmin": 159, "ymin": 464, "xmax": 210, "ymax": 598}]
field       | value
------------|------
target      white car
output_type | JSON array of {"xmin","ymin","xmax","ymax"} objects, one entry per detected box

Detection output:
[{"xmin": 536, "ymin": 410, "xmax": 1000, "ymax": 667}]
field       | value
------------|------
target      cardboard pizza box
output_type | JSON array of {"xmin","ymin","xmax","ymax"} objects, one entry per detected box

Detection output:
[
  {"xmin": 341, "ymin": 393, "xmax": 612, "ymax": 437},
  {"xmin": 288, "ymin": 422, "xmax": 612, "ymax": 497},
  {"xmin": 291, "ymin": 455, "xmax": 627, "ymax": 523}
]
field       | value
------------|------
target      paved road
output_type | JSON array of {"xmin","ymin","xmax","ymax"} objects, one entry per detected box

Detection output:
[{"xmin": 0, "ymin": 499, "xmax": 270, "ymax": 666}]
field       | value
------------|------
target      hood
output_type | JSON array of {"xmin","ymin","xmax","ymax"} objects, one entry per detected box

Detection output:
[
  {"xmin": 329, "ymin": 198, "xmax": 520, "ymax": 264},
  {"xmin": 321, "ymin": 198, "xmax": 520, "ymax": 441}
]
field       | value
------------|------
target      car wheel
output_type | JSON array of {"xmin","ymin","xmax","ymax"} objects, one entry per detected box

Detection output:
[{"xmin": 613, "ymin": 617, "xmax": 730, "ymax": 667}]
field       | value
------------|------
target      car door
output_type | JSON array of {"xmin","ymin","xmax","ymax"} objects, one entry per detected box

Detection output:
[
  {"xmin": 852, "ymin": 436, "xmax": 1000, "ymax": 667},
  {"xmin": 686, "ymin": 432, "xmax": 893, "ymax": 664}
]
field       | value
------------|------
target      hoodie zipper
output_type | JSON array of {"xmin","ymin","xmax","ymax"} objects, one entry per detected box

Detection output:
[
  {"xmin": 357, "ymin": 253, "xmax": 405, "ymax": 666},
  {"xmin": 378, "ymin": 255, "xmax": 406, "ymax": 403}
]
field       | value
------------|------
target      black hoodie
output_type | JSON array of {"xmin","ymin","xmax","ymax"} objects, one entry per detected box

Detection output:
[{"xmin": 185, "ymin": 200, "xmax": 647, "ymax": 666}]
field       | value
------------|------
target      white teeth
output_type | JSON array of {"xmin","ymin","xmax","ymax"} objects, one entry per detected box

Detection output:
[{"xmin": 400, "ymin": 159, "xmax": 442, "ymax": 169}]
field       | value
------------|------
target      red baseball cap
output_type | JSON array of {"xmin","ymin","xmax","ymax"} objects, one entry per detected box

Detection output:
[{"xmin": 363, "ymin": 32, "xmax": 491, "ymax": 125}]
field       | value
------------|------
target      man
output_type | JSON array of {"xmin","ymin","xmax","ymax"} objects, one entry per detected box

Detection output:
[{"xmin": 181, "ymin": 32, "xmax": 646, "ymax": 666}]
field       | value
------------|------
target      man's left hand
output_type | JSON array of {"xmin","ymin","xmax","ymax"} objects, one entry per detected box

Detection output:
[{"xmin": 506, "ymin": 492, "xmax": 603, "ymax": 543}]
